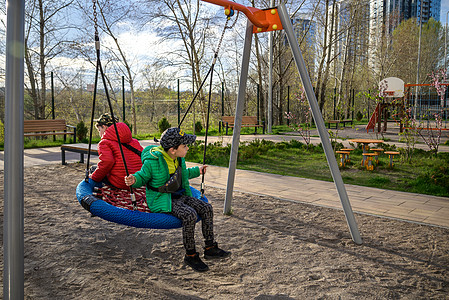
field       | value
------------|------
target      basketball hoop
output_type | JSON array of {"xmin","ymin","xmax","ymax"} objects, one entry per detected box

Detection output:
[{"xmin": 379, "ymin": 77, "xmax": 404, "ymax": 98}]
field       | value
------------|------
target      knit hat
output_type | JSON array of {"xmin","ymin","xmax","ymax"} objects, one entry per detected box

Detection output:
[
  {"xmin": 95, "ymin": 113, "xmax": 118, "ymax": 127},
  {"xmin": 160, "ymin": 127, "xmax": 196, "ymax": 150}
]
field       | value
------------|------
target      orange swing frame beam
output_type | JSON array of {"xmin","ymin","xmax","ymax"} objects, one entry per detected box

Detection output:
[{"xmin": 201, "ymin": 0, "xmax": 283, "ymax": 33}]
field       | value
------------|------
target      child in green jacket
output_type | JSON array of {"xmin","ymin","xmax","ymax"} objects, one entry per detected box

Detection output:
[{"xmin": 124, "ymin": 127, "xmax": 230, "ymax": 272}]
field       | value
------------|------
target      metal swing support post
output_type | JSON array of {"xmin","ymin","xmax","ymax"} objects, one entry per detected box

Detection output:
[
  {"xmin": 4, "ymin": 0, "xmax": 25, "ymax": 298},
  {"xmin": 277, "ymin": 4, "xmax": 361, "ymax": 244},
  {"xmin": 207, "ymin": 0, "xmax": 362, "ymax": 245},
  {"xmin": 224, "ymin": 19, "xmax": 252, "ymax": 215}
]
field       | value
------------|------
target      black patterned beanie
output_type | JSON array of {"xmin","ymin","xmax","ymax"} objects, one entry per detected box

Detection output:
[
  {"xmin": 95, "ymin": 113, "xmax": 119, "ymax": 127},
  {"xmin": 160, "ymin": 127, "xmax": 196, "ymax": 150}
]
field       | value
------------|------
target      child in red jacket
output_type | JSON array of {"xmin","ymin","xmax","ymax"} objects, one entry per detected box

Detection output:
[{"xmin": 90, "ymin": 113, "xmax": 143, "ymax": 189}]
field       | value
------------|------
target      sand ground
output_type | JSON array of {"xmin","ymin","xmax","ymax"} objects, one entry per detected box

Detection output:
[{"xmin": 0, "ymin": 164, "xmax": 448, "ymax": 299}]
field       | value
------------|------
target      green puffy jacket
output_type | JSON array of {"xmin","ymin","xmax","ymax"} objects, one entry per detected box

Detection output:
[{"xmin": 131, "ymin": 145, "xmax": 200, "ymax": 212}]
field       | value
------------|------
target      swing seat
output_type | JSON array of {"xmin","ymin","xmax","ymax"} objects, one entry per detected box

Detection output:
[{"xmin": 76, "ymin": 179, "xmax": 208, "ymax": 229}]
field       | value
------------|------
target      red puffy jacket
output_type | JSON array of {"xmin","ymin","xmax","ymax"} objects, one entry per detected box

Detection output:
[{"xmin": 91, "ymin": 122, "xmax": 143, "ymax": 189}]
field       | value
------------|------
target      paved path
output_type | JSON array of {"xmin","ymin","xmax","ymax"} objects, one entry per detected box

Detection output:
[{"xmin": 1, "ymin": 130, "xmax": 448, "ymax": 229}]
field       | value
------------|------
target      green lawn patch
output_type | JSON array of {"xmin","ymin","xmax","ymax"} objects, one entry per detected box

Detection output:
[{"xmin": 186, "ymin": 139, "xmax": 449, "ymax": 198}]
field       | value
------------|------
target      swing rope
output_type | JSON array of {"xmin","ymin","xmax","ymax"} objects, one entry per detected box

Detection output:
[
  {"xmin": 178, "ymin": 12, "xmax": 238, "ymax": 128},
  {"xmin": 177, "ymin": 14, "xmax": 237, "ymax": 197},
  {"xmin": 86, "ymin": 0, "xmax": 137, "ymax": 210}
]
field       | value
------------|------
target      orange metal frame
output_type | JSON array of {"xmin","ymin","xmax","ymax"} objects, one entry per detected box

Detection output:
[
  {"xmin": 201, "ymin": 0, "xmax": 283, "ymax": 33},
  {"xmin": 405, "ymin": 83, "xmax": 449, "ymax": 87}
]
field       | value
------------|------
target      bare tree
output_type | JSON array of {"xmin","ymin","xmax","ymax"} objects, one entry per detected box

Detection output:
[
  {"xmin": 143, "ymin": 0, "xmax": 220, "ymax": 125},
  {"xmin": 75, "ymin": 0, "xmax": 142, "ymax": 133},
  {"xmin": 24, "ymin": 0, "xmax": 74, "ymax": 120},
  {"xmin": 332, "ymin": 0, "xmax": 370, "ymax": 119},
  {"xmin": 55, "ymin": 70, "xmax": 84, "ymax": 122},
  {"xmin": 314, "ymin": 0, "xmax": 337, "ymax": 113},
  {"xmin": 142, "ymin": 60, "xmax": 170, "ymax": 122}
]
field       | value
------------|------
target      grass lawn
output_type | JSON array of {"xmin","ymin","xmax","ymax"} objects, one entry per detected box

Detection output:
[{"xmin": 186, "ymin": 139, "xmax": 449, "ymax": 198}]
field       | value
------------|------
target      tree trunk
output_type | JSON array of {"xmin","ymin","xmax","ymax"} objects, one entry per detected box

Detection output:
[
  {"xmin": 319, "ymin": 0, "xmax": 336, "ymax": 114},
  {"xmin": 39, "ymin": 0, "xmax": 46, "ymax": 119},
  {"xmin": 25, "ymin": 43, "xmax": 39, "ymax": 120},
  {"xmin": 315, "ymin": 0, "xmax": 330, "ymax": 112},
  {"xmin": 278, "ymin": 51, "xmax": 284, "ymax": 125},
  {"xmin": 254, "ymin": 34, "xmax": 265, "ymax": 122},
  {"xmin": 337, "ymin": 28, "xmax": 351, "ymax": 119}
]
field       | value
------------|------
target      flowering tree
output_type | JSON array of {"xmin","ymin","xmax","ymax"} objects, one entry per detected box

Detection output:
[
  {"xmin": 430, "ymin": 69, "xmax": 448, "ymax": 107},
  {"xmin": 397, "ymin": 105, "xmax": 419, "ymax": 162},
  {"xmin": 285, "ymin": 88, "xmax": 312, "ymax": 148},
  {"xmin": 416, "ymin": 69, "xmax": 448, "ymax": 155}
]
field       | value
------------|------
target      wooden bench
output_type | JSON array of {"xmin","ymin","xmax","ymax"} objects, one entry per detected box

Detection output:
[
  {"xmin": 327, "ymin": 119, "xmax": 353, "ymax": 129},
  {"xmin": 370, "ymin": 148, "xmax": 384, "ymax": 164},
  {"xmin": 384, "ymin": 151, "xmax": 400, "ymax": 168},
  {"xmin": 24, "ymin": 119, "xmax": 76, "ymax": 143},
  {"xmin": 362, "ymin": 153, "xmax": 377, "ymax": 170},
  {"xmin": 61, "ymin": 143, "xmax": 98, "ymax": 165},
  {"xmin": 219, "ymin": 116, "xmax": 265, "ymax": 135},
  {"xmin": 340, "ymin": 148, "xmax": 354, "ymax": 163},
  {"xmin": 336, "ymin": 150, "xmax": 350, "ymax": 167}
]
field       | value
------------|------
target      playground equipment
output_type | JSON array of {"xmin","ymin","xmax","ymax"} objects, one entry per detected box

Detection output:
[
  {"xmin": 76, "ymin": 180, "xmax": 208, "ymax": 229},
  {"xmin": 367, "ymin": 77, "xmax": 449, "ymax": 133},
  {"xmin": 4, "ymin": 1, "xmax": 25, "ymax": 298},
  {"xmin": 202, "ymin": 0, "xmax": 362, "ymax": 245},
  {"xmin": 77, "ymin": 0, "xmax": 214, "ymax": 228},
  {"xmin": 367, "ymin": 77, "xmax": 406, "ymax": 133}
]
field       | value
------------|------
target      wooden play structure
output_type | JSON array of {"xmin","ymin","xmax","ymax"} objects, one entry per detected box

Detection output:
[
  {"xmin": 366, "ymin": 77, "xmax": 449, "ymax": 133},
  {"xmin": 366, "ymin": 77, "xmax": 406, "ymax": 133}
]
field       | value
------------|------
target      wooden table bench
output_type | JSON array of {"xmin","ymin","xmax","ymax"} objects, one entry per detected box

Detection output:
[
  {"xmin": 61, "ymin": 143, "xmax": 98, "ymax": 165},
  {"xmin": 219, "ymin": 116, "xmax": 265, "ymax": 135},
  {"xmin": 362, "ymin": 153, "xmax": 377, "ymax": 170},
  {"xmin": 327, "ymin": 119, "xmax": 353, "ymax": 129},
  {"xmin": 384, "ymin": 151, "xmax": 400, "ymax": 168},
  {"xmin": 24, "ymin": 119, "xmax": 76, "ymax": 143},
  {"xmin": 336, "ymin": 150, "xmax": 350, "ymax": 167},
  {"xmin": 370, "ymin": 148, "xmax": 384, "ymax": 164},
  {"xmin": 340, "ymin": 148, "xmax": 354, "ymax": 163}
]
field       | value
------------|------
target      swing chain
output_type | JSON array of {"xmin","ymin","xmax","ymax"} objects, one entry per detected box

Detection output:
[
  {"xmin": 212, "ymin": 17, "xmax": 230, "ymax": 62},
  {"xmin": 92, "ymin": 0, "xmax": 98, "ymax": 38},
  {"xmin": 225, "ymin": 11, "xmax": 239, "ymax": 30}
]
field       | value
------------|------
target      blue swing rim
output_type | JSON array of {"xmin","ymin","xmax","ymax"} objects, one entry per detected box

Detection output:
[{"xmin": 76, "ymin": 178, "xmax": 208, "ymax": 229}]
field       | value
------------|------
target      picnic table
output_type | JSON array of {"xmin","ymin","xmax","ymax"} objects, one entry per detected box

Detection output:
[
  {"xmin": 348, "ymin": 139, "xmax": 383, "ymax": 153},
  {"xmin": 348, "ymin": 139, "xmax": 383, "ymax": 166}
]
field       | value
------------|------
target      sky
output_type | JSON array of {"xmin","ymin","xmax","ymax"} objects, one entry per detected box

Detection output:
[
  {"xmin": 442, "ymin": 1, "xmax": 449, "ymax": 25},
  {"xmin": 1, "ymin": 1, "xmax": 449, "ymax": 89}
]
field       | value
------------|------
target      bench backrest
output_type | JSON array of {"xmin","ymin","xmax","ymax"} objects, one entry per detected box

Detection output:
[
  {"xmin": 221, "ymin": 116, "xmax": 258, "ymax": 125},
  {"xmin": 24, "ymin": 119, "xmax": 68, "ymax": 133}
]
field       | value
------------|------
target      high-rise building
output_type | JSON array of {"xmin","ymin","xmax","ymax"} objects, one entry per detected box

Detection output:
[
  {"xmin": 370, "ymin": 0, "xmax": 441, "ymax": 31},
  {"xmin": 291, "ymin": 14, "xmax": 318, "ymax": 77},
  {"xmin": 368, "ymin": 0, "xmax": 441, "ymax": 72},
  {"xmin": 325, "ymin": 1, "xmax": 370, "ymax": 78}
]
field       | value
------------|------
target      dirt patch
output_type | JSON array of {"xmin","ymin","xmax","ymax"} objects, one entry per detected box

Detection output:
[{"xmin": 0, "ymin": 164, "xmax": 448, "ymax": 299}]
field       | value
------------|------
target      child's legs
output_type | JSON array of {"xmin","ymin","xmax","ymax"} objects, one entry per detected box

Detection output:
[
  {"xmin": 169, "ymin": 196, "xmax": 214, "ymax": 253},
  {"xmin": 181, "ymin": 196, "xmax": 214, "ymax": 245},
  {"xmin": 169, "ymin": 198, "xmax": 198, "ymax": 253}
]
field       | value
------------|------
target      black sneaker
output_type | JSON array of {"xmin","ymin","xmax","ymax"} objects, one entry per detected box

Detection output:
[
  {"xmin": 204, "ymin": 242, "xmax": 231, "ymax": 259},
  {"xmin": 184, "ymin": 252, "xmax": 209, "ymax": 272}
]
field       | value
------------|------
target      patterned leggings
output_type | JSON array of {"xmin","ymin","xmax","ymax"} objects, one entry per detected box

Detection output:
[{"xmin": 167, "ymin": 195, "xmax": 214, "ymax": 254}]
